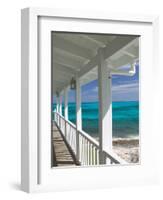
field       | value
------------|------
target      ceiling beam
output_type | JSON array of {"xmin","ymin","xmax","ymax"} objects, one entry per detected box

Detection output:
[
  {"xmin": 53, "ymin": 54, "xmax": 82, "ymax": 70},
  {"xmin": 53, "ymin": 36, "xmax": 93, "ymax": 59},
  {"xmin": 53, "ymin": 76, "xmax": 71, "ymax": 84},
  {"xmin": 81, "ymin": 35, "xmax": 105, "ymax": 47},
  {"xmin": 53, "ymin": 62, "xmax": 77, "ymax": 75},
  {"xmin": 83, "ymin": 35, "xmax": 117, "ymax": 46},
  {"xmin": 54, "ymin": 80, "xmax": 70, "ymax": 93},
  {"xmin": 85, "ymin": 35, "xmax": 108, "ymax": 45},
  {"xmin": 78, "ymin": 55, "xmax": 98, "ymax": 77},
  {"xmin": 122, "ymin": 50, "xmax": 136, "ymax": 58},
  {"xmin": 53, "ymin": 69, "xmax": 74, "ymax": 80},
  {"xmin": 103, "ymin": 36, "xmax": 137, "ymax": 60},
  {"xmin": 53, "ymin": 79, "xmax": 66, "ymax": 84},
  {"xmin": 110, "ymin": 55, "xmax": 138, "ymax": 68},
  {"xmin": 78, "ymin": 36, "xmax": 137, "ymax": 78},
  {"xmin": 122, "ymin": 46, "xmax": 138, "ymax": 58},
  {"xmin": 53, "ymin": 81, "xmax": 67, "ymax": 93}
]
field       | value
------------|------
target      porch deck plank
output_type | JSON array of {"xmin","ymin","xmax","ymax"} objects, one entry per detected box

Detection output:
[{"xmin": 52, "ymin": 123, "xmax": 78, "ymax": 167}]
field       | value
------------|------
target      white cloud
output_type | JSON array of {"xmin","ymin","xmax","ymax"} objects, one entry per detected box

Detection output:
[
  {"xmin": 81, "ymin": 81, "xmax": 139, "ymax": 102},
  {"xmin": 83, "ymin": 82, "xmax": 139, "ymax": 95},
  {"xmin": 112, "ymin": 82, "xmax": 139, "ymax": 93},
  {"xmin": 92, "ymin": 86, "xmax": 98, "ymax": 92}
]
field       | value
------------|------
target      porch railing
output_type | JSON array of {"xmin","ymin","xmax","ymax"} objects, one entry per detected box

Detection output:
[{"xmin": 53, "ymin": 111, "xmax": 126, "ymax": 165}]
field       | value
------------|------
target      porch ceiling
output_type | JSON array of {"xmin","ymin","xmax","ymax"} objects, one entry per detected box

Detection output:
[{"xmin": 52, "ymin": 32, "xmax": 139, "ymax": 94}]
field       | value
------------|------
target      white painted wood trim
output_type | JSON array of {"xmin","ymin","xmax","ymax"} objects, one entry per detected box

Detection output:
[
  {"xmin": 98, "ymin": 48, "xmax": 112, "ymax": 164},
  {"xmin": 76, "ymin": 75, "xmax": 82, "ymax": 159},
  {"xmin": 76, "ymin": 76, "xmax": 82, "ymax": 131},
  {"xmin": 59, "ymin": 94, "xmax": 62, "ymax": 115},
  {"xmin": 64, "ymin": 87, "xmax": 69, "ymax": 120},
  {"xmin": 30, "ymin": 7, "xmax": 158, "ymax": 23},
  {"xmin": 21, "ymin": 8, "xmax": 38, "ymax": 192},
  {"xmin": 110, "ymin": 62, "xmax": 136, "ymax": 76},
  {"xmin": 56, "ymin": 97, "xmax": 59, "ymax": 113}
]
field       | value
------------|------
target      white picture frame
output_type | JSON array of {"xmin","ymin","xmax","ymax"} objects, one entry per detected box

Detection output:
[{"xmin": 21, "ymin": 7, "xmax": 159, "ymax": 193}]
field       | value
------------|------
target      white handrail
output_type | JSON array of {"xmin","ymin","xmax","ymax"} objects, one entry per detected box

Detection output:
[
  {"xmin": 57, "ymin": 112, "xmax": 76, "ymax": 128},
  {"xmin": 53, "ymin": 111, "xmax": 126, "ymax": 165},
  {"xmin": 103, "ymin": 150, "xmax": 127, "ymax": 164},
  {"xmin": 78, "ymin": 129, "xmax": 99, "ymax": 148}
]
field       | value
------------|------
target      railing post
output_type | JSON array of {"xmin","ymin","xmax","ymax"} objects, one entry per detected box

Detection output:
[
  {"xmin": 98, "ymin": 48, "xmax": 112, "ymax": 165},
  {"xmin": 76, "ymin": 75, "xmax": 82, "ymax": 161},
  {"xmin": 64, "ymin": 118, "xmax": 67, "ymax": 140}
]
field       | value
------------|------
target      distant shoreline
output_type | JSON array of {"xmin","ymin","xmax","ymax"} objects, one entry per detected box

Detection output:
[
  {"xmin": 94, "ymin": 136, "xmax": 139, "ymax": 142},
  {"xmin": 113, "ymin": 137, "xmax": 139, "ymax": 146}
]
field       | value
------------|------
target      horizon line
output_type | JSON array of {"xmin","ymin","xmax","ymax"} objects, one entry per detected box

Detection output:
[{"xmin": 53, "ymin": 100, "xmax": 139, "ymax": 104}]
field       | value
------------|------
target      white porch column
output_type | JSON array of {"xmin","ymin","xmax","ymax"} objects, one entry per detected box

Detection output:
[
  {"xmin": 56, "ymin": 96, "xmax": 59, "ymax": 125},
  {"xmin": 57, "ymin": 94, "xmax": 62, "ymax": 128},
  {"xmin": 64, "ymin": 87, "xmax": 69, "ymax": 120},
  {"xmin": 64, "ymin": 87, "xmax": 69, "ymax": 138},
  {"xmin": 76, "ymin": 75, "xmax": 82, "ymax": 160},
  {"xmin": 98, "ymin": 48, "xmax": 112, "ymax": 164},
  {"xmin": 59, "ymin": 94, "xmax": 62, "ymax": 115},
  {"xmin": 56, "ymin": 96, "xmax": 59, "ymax": 113}
]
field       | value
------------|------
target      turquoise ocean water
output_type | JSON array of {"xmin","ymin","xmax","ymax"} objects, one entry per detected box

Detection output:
[{"xmin": 53, "ymin": 101, "xmax": 139, "ymax": 138}]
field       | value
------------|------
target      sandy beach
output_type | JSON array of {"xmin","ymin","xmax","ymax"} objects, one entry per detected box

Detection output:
[
  {"xmin": 94, "ymin": 137, "xmax": 139, "ymax": 163},
  {"xmin": 113, "ymin": 138, "xmax": 139, "ymax": 163}
]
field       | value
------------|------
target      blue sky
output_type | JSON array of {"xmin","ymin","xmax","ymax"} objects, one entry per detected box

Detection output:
[{"xmin": 68, "ymin": 64, "xmax": 139, "ymax": 102}]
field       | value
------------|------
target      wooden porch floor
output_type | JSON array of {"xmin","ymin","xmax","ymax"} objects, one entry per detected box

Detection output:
[{"xmin": 52, "ymin": 122, "xmax": 80, "ymax": 167}]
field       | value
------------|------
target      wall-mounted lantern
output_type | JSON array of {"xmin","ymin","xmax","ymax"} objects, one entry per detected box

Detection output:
[{"xmin": 70, "ymin": 77, "xmax": 76, "ymax": 90}]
